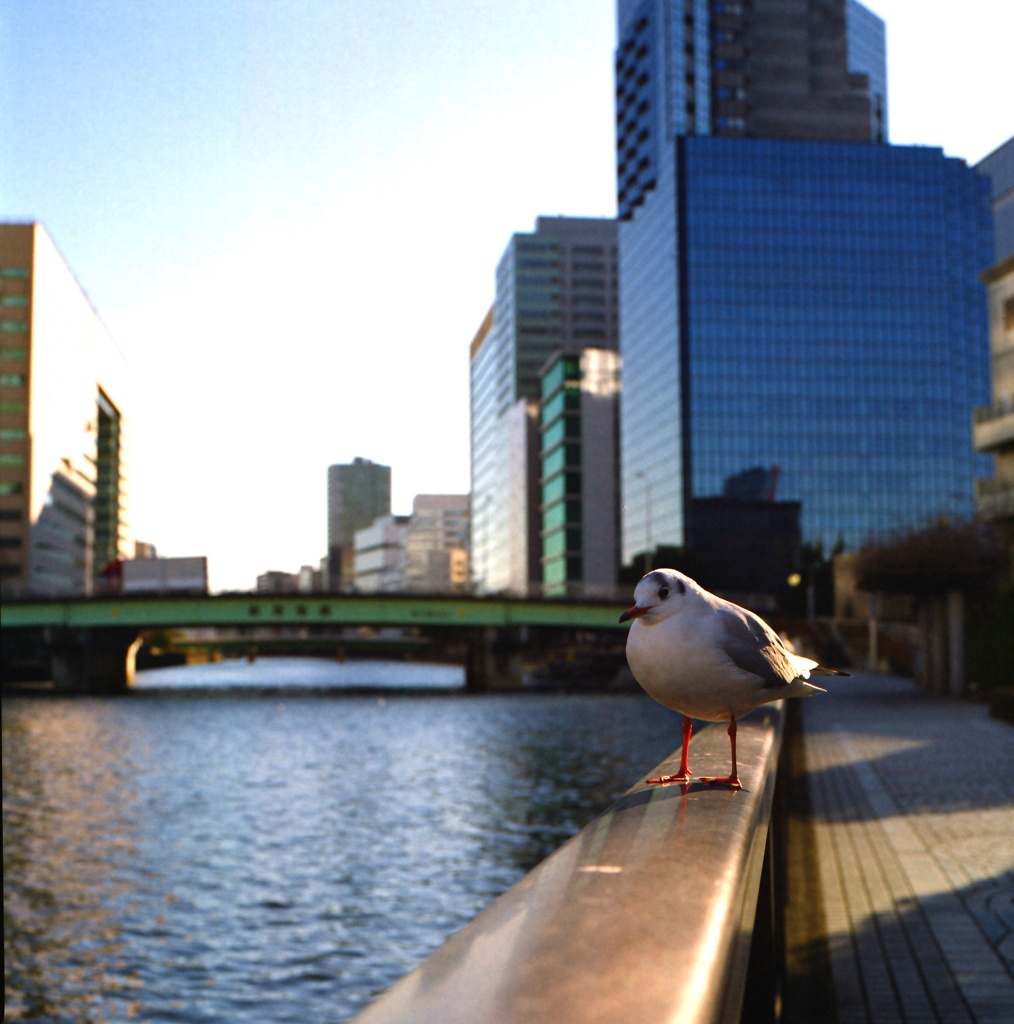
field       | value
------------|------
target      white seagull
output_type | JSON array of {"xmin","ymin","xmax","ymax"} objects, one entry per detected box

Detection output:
[{"xmin": 620, "ymin": 568, "xmax": 848, "ymax": 788}]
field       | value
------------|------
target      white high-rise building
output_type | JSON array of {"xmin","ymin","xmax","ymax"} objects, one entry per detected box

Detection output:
[
  {"xmin": 353, "ymin": 514, "xmax": 409, "ymax": 593},
  {"xmin": 0, "ymin": 223, "xmax": 131, "ymax": 597}
]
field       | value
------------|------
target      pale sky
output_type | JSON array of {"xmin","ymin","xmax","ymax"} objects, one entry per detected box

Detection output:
[{"xmin": 2, "ymin": 0, "xmax": 1011, "ymax": 592}]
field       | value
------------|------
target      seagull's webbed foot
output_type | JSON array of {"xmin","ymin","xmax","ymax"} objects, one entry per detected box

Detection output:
[
  {"xmin": 698, "ymin": 773, "xmax": 742, "ymax": 789},
  {"xmin": 646, "ymin": 716, "xmax": 695, "ymax": 786},
  {"xmin": 646, "ymin": 771, "xmax": 692, "ymax": 786}
]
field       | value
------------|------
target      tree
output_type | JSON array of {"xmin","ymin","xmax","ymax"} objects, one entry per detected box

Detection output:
[
  {"xmin": 853, "ymin": 519, "xmax": 1007, "ymax": 695},
  {"xmin": 853, "ymin": 519, "xmax": 1003, "ymax": 597}
]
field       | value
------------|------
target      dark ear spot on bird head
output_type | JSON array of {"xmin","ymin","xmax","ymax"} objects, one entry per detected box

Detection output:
[{"xmin": 646, "ymin": 570, "xmax": 685, "ymax": 598}]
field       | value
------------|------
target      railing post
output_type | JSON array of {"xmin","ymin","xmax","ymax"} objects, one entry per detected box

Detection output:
[{"xmin": 741, "ymin": 697, "xmax": 795, "ymax": 1024}]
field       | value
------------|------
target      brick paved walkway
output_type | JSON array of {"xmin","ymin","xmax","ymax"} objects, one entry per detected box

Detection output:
[{"xmin": 800, "ymin": 672, "xmax": 1014, "ymax": 1024}]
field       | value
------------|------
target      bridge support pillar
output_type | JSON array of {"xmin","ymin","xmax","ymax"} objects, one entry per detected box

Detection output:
[
  {"xmin": 45, "ymin": 627, "xmax": 142, "ymax": 693},
  {"xmin": 465, "ymin": 627, "xmax": 525, "ymax": 691}
]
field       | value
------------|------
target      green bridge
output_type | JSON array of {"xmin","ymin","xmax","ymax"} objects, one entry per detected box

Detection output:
[
  {"xmin": 1, "ymin": 593, "xmax": 629, "ymax": 692},
  {"xmin": 0, "ymin": 592, "xmax": 627, "ymax": 630}
]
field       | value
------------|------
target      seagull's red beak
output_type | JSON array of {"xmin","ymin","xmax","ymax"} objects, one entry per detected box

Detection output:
[{"xmin": 619, "ymin": 604, "xmax": 649, "ymax": 624}]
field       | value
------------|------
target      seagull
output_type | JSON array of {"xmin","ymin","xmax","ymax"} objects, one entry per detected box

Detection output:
[{"xmin": 620, "ymin": 568, "xmax": 848, "ymax": 788}]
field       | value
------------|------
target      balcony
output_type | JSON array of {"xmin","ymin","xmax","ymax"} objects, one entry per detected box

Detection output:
[{"xmin": 973, "ymin": 397, "xmax": 1014, "ymax": 453}]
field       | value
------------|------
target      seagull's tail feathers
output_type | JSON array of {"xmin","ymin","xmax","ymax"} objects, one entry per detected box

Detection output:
[
  {"xmin": 788, "ymin": 653, "xmax": 820, "ymax": 676},
  {"xmin": 788, "ymin": 652, "xmax": 851, "ymax": 681}
]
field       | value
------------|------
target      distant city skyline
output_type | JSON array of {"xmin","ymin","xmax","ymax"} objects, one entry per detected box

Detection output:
[{"xmin": 2, "ymin": 0, "xmax": 1010, "ymax": 591}]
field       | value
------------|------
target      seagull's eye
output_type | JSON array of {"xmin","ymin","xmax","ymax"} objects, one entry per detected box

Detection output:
[{"xmin": 658, "ymin": 586, "xmax": 671, "ymax": 599}]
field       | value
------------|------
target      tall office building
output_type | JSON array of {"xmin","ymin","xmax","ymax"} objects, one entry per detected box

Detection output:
[
  {"xmin": 469, "ymin": 216, "xmax": 618, "ymax": 594},
  {"xmin": 616, "ymin": 0, "xmax": 886, "ymax": 223},
  {"xmin": 973, "ymin": 137, "xmax": 1014, "ymax": 541},
  {"xmin": 615, "ymin": 1, "xmax": 992, "ymax": 581},
  {"xmin": 326, "ymin": 457, "xmax": 390, "ymax": 591},
  {"xmin": 0, "ymin": 223, "xmax": 130, "ymax": 597}
]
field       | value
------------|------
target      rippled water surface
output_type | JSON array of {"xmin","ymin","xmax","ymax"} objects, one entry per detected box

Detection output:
[{"xmin": 3, "ymin": 659, "xmax": 679, "ymax": 1022}]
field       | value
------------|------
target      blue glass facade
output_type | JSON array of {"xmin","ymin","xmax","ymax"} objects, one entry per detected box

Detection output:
[
  {"xmin": 617, "ymin": 135, "xmax": 683, "ymax": 562},
  {"xmin": 619, "ymin": 137, "xmax": 993, "ymax": 565}
]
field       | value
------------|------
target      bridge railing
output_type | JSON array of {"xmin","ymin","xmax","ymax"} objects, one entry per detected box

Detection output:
[{"xmin": 349, "ymin": 701, "xmax": 785, "ymax": 1024}]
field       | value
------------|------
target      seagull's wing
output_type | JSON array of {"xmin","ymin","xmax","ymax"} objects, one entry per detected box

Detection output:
[{"xmin": 714, "ymin": 605, "xmax": 802, "ymax": 687}]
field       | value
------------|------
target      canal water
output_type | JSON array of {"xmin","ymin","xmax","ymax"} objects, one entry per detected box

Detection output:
[{"xmin": 2, "ymin": 658, "xmax": 681, "ymax": 1023}]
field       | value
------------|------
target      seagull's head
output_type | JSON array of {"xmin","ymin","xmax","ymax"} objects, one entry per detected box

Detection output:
[{"xmin": 619, "ymin": 569, "xmax": 696, "ymax": 625}]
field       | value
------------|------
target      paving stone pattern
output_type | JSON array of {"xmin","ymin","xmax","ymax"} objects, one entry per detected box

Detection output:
[{"xmin": 801, "ymin": 672, "xmax": 1014, "ymax": 1023}]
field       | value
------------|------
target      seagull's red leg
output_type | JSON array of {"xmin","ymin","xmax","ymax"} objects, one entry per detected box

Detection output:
[
  {"xmin": 700, "ymin": 716, "xmax": 742, "ymax": 788},
  {"xmin": 647, "ymin": 715, "xmax": 694, "ymax": 785}
]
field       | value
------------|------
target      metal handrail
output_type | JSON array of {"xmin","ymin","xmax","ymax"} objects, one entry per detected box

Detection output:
[{"xmin": 349, "ymin": 702, "xmax": 785, "ymax": 1024}]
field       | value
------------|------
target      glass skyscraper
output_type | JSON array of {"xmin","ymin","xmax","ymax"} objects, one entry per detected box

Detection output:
[
  {"xmin": 684, "ymin": 139, "xmax": 990, "ymax": 555},
  {"xmin": 615, "ymin": 0, "xmax": 993, "ymax": 573}
]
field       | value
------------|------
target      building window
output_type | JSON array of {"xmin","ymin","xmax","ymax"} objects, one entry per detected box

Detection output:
[{"xmin": 0, "ymin": 374, "xmax": 26, "ymax": 386}]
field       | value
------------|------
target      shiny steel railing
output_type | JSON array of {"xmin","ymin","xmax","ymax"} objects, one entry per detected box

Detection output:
[{"xmin": 349, "ymin": 701, "xmax": 785, "ymax": 1024}]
